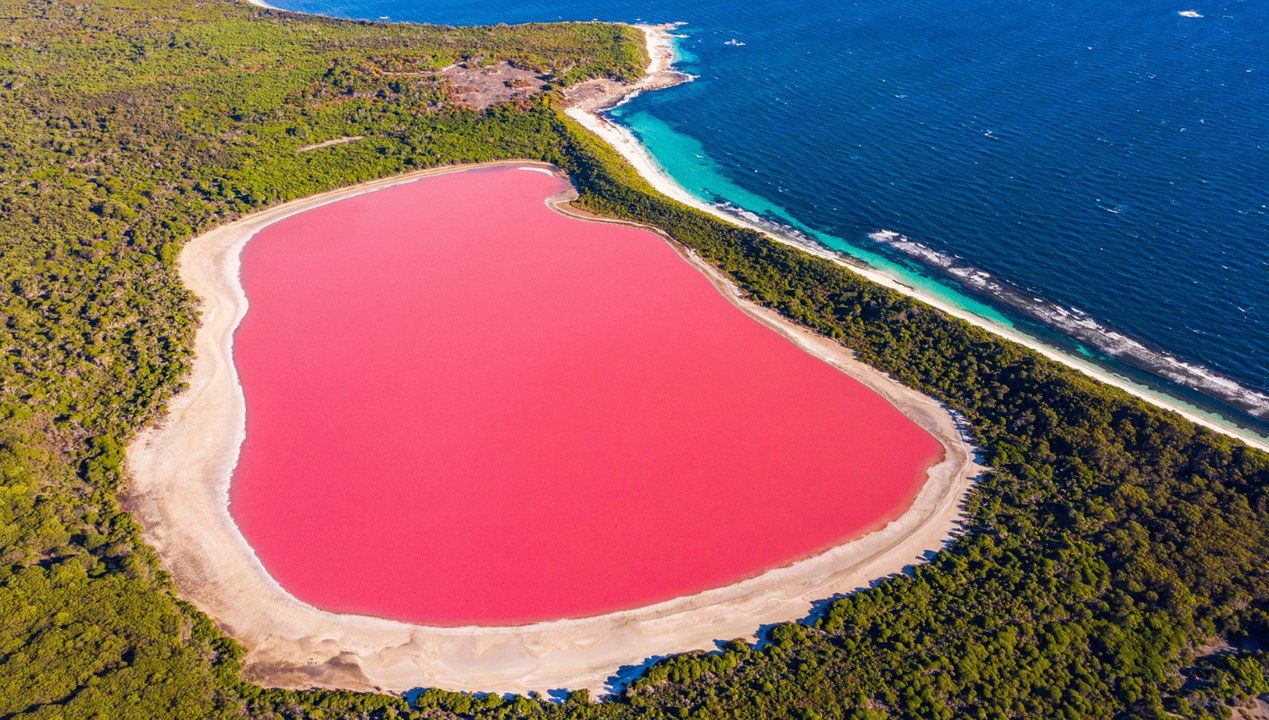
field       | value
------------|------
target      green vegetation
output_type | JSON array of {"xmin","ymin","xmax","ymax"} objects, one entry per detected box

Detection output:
[{"xmin": 0, "ymin": 0, "xmax": 1263, "ymax": 718}]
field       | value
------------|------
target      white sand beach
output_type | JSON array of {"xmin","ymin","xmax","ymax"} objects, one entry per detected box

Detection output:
[{"xmin": 122, "ymin": 158, "xmax": 979, "ymax": 696}]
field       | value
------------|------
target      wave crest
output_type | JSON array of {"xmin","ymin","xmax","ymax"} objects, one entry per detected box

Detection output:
[{"xmin": 869, "ymin": 230, "xmax": 1269, "ymax": 421}]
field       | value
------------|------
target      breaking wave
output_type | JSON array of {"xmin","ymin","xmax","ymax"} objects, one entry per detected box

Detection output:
[{"xmin": 869, "ymin": 230, "xmax": 1269, "ymax": 421}]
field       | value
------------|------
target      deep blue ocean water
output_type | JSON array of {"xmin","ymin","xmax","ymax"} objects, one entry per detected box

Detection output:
[{"xmin": 269, "ymin": 0, "xmax": 1268, "ymax": 433}]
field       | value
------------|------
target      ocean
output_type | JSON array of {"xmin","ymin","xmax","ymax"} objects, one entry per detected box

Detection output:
[{"xmin": 265, "ymin": 0, "xmax": 1268, "ymax": 437}]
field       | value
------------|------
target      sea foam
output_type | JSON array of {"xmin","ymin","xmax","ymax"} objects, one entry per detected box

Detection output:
[{"xmin": 869, "ymin": 231, "xmax": 1269, "ymax": 421}]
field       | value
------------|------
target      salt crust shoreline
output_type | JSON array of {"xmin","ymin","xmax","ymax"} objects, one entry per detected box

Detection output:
[
  {"xmin": 568, "ymin": 25, "xmax": 1268, "ymax": 453},
  {"xmin": 122, "ymin": 158, "xmax": 980, "ymax": 695}
]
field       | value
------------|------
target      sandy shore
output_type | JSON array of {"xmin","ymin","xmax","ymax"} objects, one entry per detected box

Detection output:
[
  {"xmin": 565, "ymin": 25, "xmax": 1268, "ymax": 454},
  {"xmin": 561, "ymin": 23, "xmax": 692, "ymax": 113},
  {"xmin": 297, "ymin": 135, "xmax": 363, "ymax": 152},
  {"xmin": 123, "ymin": 159, "xmax": 979, "ymax": 695}
]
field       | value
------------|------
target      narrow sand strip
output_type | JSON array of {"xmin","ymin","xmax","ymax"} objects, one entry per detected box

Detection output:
[
  {"xmin": 566, "ymin": 24, "xmax": 1268, "ymax": 453},
  {"xmin": 297, "ymin": 135, "xmax": 363, "ymax": 152},
  {"xmin": 123, "ymin": 160, "xmax": 979, "ymax": 695}
]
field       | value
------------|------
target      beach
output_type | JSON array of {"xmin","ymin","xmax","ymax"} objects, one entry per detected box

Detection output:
[
  {"xmin": 122, "ymin": 159, "xmax": 979, "ymax": 695},
  {"xmin": 565, "ymin": 24, "xmax": 1269, "ymax": 454},
  {"xmin": 561, "ymin": 23, "xmax": 692, "ymax": 114}
]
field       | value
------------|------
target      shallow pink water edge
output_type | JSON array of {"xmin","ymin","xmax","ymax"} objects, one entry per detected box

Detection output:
[{"xmin": 229, "ymin": 166, "xmax": 943, "ymax": 626}]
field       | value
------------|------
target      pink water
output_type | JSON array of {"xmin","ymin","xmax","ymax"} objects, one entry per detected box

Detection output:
[{"xmin": 230, "ymin": 166, "xmax": 943, "ymax": 625}]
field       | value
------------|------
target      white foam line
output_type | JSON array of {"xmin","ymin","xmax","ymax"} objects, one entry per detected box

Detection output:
[{"xmin": 869, "ymin": 230, "xmax": 1269, "ymax": 420}]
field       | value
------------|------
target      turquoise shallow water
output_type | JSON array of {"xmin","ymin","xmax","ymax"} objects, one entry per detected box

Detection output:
[
  {"xmin": 266, "ymin": 0, "xmax": 1268, "ymax": 434},
  {"xmin": 606, "ymin": 105, "xmax": 1021, "ymax": 329}
]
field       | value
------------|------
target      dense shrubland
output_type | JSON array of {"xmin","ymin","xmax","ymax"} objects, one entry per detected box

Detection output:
[{"xmin": 0, "ymin": 0, "xmax": 1263, "ymax": 717}]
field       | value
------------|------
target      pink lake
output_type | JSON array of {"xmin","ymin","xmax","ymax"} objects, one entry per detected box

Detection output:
[{"xmin": 229, "ymin": 165, "xmax": 942, "ymax": 625}]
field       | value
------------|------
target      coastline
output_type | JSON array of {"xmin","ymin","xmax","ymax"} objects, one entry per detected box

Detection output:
[
  {"xmin": 565, "ymin": 24, "xmax": 1269, "ymax": 454},
  {"xmin": 122, "ymin": 159, "xmax": 979, "ymax": 695},
  {"xmin": 561, "ymin": 22, "xmax": 694, "ymax": 114}
]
